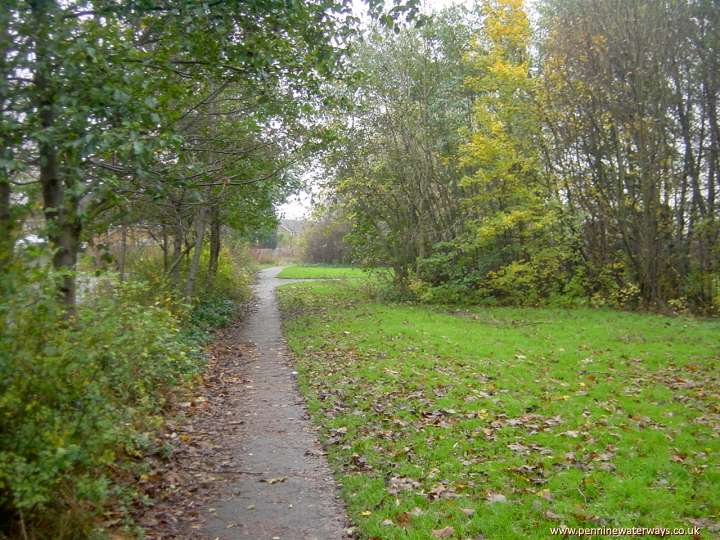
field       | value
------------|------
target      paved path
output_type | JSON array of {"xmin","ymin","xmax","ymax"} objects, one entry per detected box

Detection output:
[{"xmin": 202, "ymin": 267, "xmax": 348, "ymax": 540}]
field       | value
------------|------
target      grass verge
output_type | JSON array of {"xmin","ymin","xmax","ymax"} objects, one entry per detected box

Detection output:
[
  {"xmin": 277, "ymin": 265, "xmax": 368, "ymax": 279},
  {"xmin": 278, "ymin": 280, "xmax": 720, "ymax": 539}
]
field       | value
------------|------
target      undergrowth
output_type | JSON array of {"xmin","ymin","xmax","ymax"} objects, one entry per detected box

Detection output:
[{"xmin": 0, "ymin": 247, "xmax": 251, "ymax": 539}]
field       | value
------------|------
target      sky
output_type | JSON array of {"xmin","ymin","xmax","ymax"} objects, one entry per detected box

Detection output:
[{"xmin": 278, "ymin": 190, "xmax": 316, "ymax": 220}]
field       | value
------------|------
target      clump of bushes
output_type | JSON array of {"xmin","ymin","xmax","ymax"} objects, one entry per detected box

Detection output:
[
  {"xmin": 0, "ymin": 249, "xmax": 250, "ymax": 538},
  {"xmin": 405, "ymin": 246, "xmax": 694, "ymax": 312},
  {"xmin": 300, "ymin": 207, "xmax": 353, "ymax": 265}
]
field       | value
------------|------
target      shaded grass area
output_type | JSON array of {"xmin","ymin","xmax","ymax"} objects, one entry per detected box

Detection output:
[
  {"xmin": 276, "ymin": 265, "xmax": 368, "ymax": 279},
  {"xmin": 278, "ymin": 281, "xmax": 720, "ymax": 539}
]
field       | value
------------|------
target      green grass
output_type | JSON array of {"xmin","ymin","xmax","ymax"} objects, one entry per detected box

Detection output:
[
  {"xmin": 278, "ymin": 281, "xmax": 720, "ymax": 539},
  {"xmin": 276, "ymin": 264, "xmax": 369, "ymax": 279}
]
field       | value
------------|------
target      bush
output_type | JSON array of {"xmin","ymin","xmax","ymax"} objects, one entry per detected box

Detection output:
[
  {"xmin": 300, "ymin": 209, "xmax": 353, "ymax": 265},
  {"xmin": 409, "ymin": 245, "xmax": 585, "ymax": 308},
  {"xmin": 0, "ymin": 269, "xmax": 217, "ymax": 538},
  {"xmin": 128, "ymin": 243, "xmax": 253, "ymax": 306}
]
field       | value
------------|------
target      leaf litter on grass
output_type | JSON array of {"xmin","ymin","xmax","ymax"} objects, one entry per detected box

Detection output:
[{"xmin": 278, "ymin": 281, "xmax": 720, "ymax": 539}]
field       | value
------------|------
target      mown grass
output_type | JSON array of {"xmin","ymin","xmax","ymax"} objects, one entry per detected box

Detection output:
[
  {"xmin": 278, "ymin": 280, "xmax": 720, "ymax": 539},
  {"xmin": 277, "ymin": 264, "xmax": 368, "ymax": 279}
]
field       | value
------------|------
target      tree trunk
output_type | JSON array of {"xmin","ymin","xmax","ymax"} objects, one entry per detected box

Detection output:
[
  {"xmin": 207, "ymin": 203, "xmax": 221, "ymax": 284},
  {"xmin": 0, "ymin": 11, "xmax": 14, "ymax": 273},
  {"xmin": 161, "ymin": 223, "xmax": 169, "ymax": 272},
  {"xmin": 0, "ymin": 176, "xmax": 12, "ymax": 272},
  {"xmin": 38, "ymin": 106, "xmax": 81, "ymax": 309},
  {"xmin": 185, "ymin": 206, "xmax": 207, "ymax": 297},
  {"xmin": 170, "ymin": 213, "xmax": 183, "ymax": 284},
  {"xmin": 32, "ymin": 0, "xmax": 81, "ymax": 310},
  {"xmin": 118, "ymin": 221, "xmax": 127, "ymax": 282}
]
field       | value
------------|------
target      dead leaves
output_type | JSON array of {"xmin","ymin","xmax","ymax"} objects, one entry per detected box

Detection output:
[
  {"xmin": 544, "ymin": 510, "xmax": 563, "ymax": 520},
  {"xmin": 559, "ymin": 444, "xmax": 617, "ymax": 473},
  {"xmin": 485, "ymin": 491, "xmax": 508, "ymax": 504},
  {"xmin": 349, "ymin": 453, "xmax": 373, "ymax": 472},
  {"xmin": 260, "ymin": 476, "xmax": 287, "ymax": 485},
  {"xmin": 282, "ymin": 285, "xmax": 720, "ymax": 540},
  {"xmin": 129, "ymin": 332, "xmax": 262, "ymax": 538},
  {"xmin": 509, "ymin": 463, "xmax": 548, "ymax": 485},
  {"xmin": 506, "ymin": 441, "xmax": 552, "ymax": 456},
  {"xmin": 388, "ymin": 475, "xmax": 421, "ymax": 494},
  {"xmin": 432, "ymin": 526, "xmax": 455, "ymax": 537}
]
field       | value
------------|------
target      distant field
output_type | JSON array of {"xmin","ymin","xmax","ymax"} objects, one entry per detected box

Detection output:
[
  {"xmin": 279, "ymin": 280, "xmax": 720, "ymax": 539},
  {"xmin": 276, "ymin": 265, "xmax": 368, "ymax": 279}
]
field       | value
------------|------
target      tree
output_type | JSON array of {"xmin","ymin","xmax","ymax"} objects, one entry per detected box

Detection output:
[
  {"xmin": 330, "ymin": 7, "xmax": 477, "ymax": 282},
  {"xmin": 4, "ymin": 0, "xmax": 363, "ymax": 308},
  {"xmin": 458, "ymin": 0, "xmax": 562, "ymax": 295},
  {"xmin": 540, "ymin": 0, "xmax": 720, "ymax": 307},
  {"xmin": 301, "ymin": 203, "xmax": 353, "ymax": 265}
]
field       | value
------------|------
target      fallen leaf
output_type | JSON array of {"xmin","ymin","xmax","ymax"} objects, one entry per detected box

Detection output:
[
  {"xmin": 486, "ymin": 492, "xmax": 507, "ymax": 503},
  {"xmin": 261, "ymin": 476, "xmax": 287, "ymax": 484},
  {"xmin": 432, "ymin": 526, "xmax": 455, "ymax": 538},
  {"xmin": 538, "ymin": 489, "xmax": 553, "ymax": 501},
  {"xmin": 545, "ymin": 510, "xmax": 563, "ymax": 520}
]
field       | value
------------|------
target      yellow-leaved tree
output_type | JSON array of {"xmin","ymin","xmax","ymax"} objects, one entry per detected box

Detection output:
[{"xmin": 459, "ymin": 0, "xmax": 566, "ymax": 303}]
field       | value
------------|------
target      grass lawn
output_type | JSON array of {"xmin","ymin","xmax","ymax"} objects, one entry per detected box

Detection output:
[
  {"xmin": 276, "ymin": 265, "xmax": 369, "ymax": 279},
  {"xmin": 278, "ymin": 281, "xmax": 720, "ymax": 539}
]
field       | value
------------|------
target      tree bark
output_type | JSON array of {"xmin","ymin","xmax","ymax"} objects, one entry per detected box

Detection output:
[
  {"xmin": 161, "ymin": 223, "xmax": 169, "ymax": 272},
  {"xmin": 0, "ymin": 177, "xmax": 12, "ymax": 272},
  {"xmin": 0, "ymin": 11, "xmax": 14, "ymax": 273},
  {"xmin": 184, "ymin": 206, "xmax": 207, "ymax": 297},
  {"xmin": 170, "ymin": 212, "xmax": 183, "ymax": 284},
  {"xmin": 118, "ymin": 221, "xmax": 127, "ymax": 282},
  {"xmin": 207, "ymin": 203, "xmax": 221, "ymax": 283},
  {"xmin": 32, "ymin": 0, "xmax": 81, "ymax": 310}
]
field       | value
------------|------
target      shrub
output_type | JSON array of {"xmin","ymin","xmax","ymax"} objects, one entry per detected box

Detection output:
[
  {"xmin": 127, "ymin": 243, "xmax": 253, "ymax": 306},
  {"xmin": 0, "ymin": 270, "xmax": 206, "ymax": 538},
  {"xmin": 300, "ymin": 211, "xmax": 353, "ymax": 265}
]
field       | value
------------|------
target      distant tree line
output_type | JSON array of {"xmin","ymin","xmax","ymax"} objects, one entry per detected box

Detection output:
[
  {"xmin": 328, "ymin": 0, "xmax": 720, "ymax": 312},
  {"xmin": 300, "ymin": 205, "xmax": 353, "ymax": 265}
]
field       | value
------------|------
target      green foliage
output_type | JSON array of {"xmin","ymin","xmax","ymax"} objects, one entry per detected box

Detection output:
[
  {"xmin": 128, "ymin": 243, "xmax": 253, "ymax": 305},
  {"xmin": 328, "ymin": 1, "xmax": 719, "ymax": 314},
  {"xmin": 330, "ymin": 7, "xmax": 478, "ymax": 281},
  {"xmin": 0, "ymin": 270, "xmax": 200, "ymax": 536},
  {"xmin": 539, "ymin": 0, "xmax": 720, "ymax": 309},
  {"xmin": 183, "ymin": 295, "xmax": 238, "ymax": 347},
  {"xmin": 0, "ymin": 247, "xmax": 248, "ymax": 537}
]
